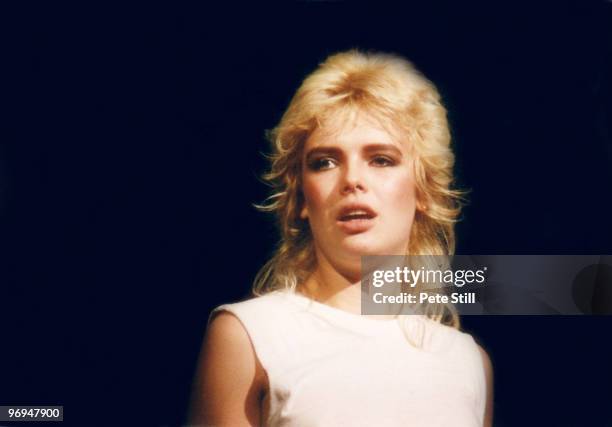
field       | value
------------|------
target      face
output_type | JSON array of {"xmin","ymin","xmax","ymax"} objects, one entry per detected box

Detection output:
[{"xmin": 300, "ymin": 111, "xmax": 419, "ymax": 272}]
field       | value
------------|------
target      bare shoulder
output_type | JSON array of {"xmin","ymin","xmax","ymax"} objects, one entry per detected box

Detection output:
[
  {"xmin": 476, "ymin": 344, "xmax": 494, "ymax": 427},
  {"xmin": 189, "ymin": 311, "xmax": 267, "ymax": 426},
  {"xmin": 205, "ymin": 309, "xmax": 268, "ymax": 393},
  {"xmin": 205, "ymin": 311, "xmax": 268, "ymax": 395},
  {"xmin": 207, "ymin": 310, "xmax": 254, "ymax": 348},
  {"xmin": 477, "ymin": 344, "xmax": 493, "ymax": 375}
]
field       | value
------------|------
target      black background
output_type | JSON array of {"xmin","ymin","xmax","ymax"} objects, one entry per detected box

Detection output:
[{"xmin": 2, "ymin": 2, "xmax": 612, "ymax": 426}]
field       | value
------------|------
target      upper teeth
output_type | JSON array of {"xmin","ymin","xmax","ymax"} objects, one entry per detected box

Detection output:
[{"xmin": 346, "ymin": 210, "xmax": 368, "ymax": 216}]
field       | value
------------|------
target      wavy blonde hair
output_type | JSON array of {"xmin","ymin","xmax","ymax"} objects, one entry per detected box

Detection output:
[{"xmin": 253, "ymin": 49, "xmax": 466, "ymax": 329}]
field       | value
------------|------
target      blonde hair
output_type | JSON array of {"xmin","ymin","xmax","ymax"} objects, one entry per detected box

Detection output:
[{"xmin": 253, "ymin": 49, "xmax": 466, "ymax": 329}]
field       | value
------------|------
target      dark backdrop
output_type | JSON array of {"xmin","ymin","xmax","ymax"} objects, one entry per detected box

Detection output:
[{"xmin": 2, "ymin": 2, "xmax": 612, "ymax": 426}]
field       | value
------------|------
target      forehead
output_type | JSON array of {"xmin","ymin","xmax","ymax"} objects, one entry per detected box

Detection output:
[{"xmin": 305, "ymin": 109, "xmax": 406, "ymax": 150}]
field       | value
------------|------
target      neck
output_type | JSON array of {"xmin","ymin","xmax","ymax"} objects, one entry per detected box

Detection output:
[{"xmin": 299, "ymin": 248, "xmax": 363, "ymax": 315}]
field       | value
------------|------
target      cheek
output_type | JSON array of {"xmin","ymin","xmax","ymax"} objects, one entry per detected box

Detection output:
[
  {"xmin": 379, "ymin": 172, "xmax": 417, "ymax": 211},
  {"xmin": 302, "ymin": 175, "xmax": 334, "ymax": 212}
]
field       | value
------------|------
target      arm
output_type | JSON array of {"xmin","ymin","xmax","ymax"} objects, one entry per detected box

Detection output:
[
  {"xmin": 189, "ymin": 311, "xmax": 267, "ymax": 427},
  {"xmin": 477, "ymin": 345, "xmax": 494, "ymax": 427}
]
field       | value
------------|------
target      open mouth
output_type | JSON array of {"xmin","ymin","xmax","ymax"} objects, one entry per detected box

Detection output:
[
  {"xmin": 336, "ymin": 204, "xmax": 377, "ymax": 233},
  {"xmin": 338, "ymin": 210, "xmax": 376, "ymax": 222},
  {"xmin": 337, "ymin": 205, "xmax": 377, "ymax": 221}
]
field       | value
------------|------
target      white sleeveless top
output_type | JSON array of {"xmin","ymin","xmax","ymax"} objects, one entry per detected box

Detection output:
[{"xmin": 211, "ymin": 290, "xmax": 487, "ymax": 427}]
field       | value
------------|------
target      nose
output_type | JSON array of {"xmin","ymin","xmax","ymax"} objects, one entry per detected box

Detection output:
[{"xmin": 340, "ymin": 157, "xmax": 366, "ymax": 195}]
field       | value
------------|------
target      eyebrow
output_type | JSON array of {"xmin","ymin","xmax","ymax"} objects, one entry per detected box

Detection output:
[{"xmin": 304, "ymin": 143, "xmax": 403, "ymax": 162}]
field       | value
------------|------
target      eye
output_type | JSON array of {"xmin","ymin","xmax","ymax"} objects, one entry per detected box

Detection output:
[
  {"xmin": 308, "ymin": 157, "xmax": 337, "ymax": 171},
  {"xmin": 370, "ymin": 156, "xmax": 396, "ymax": 167}
]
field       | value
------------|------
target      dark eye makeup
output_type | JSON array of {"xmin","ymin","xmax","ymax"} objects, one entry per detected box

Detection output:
[
  {"xmin": 307, "ymin": 157, "xmax": 337, "ymax": 171},
  {"xmin": 370, "ymin": 155, "xmax": 396, "ymax": 167},
  {"xmin": 304, "ymin": 143, "xmax": 403, "ymax": 172},
  {"xmin": 306, "ymin": 154, "xmax": 399, "ymax": 171}
]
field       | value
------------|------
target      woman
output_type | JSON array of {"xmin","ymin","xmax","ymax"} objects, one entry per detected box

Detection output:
[{"xmin": 190, "ymin": 49, "xmax": 494, "ymax": 426}]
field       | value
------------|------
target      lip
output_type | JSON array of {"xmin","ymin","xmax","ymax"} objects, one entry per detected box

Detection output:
[{"xmin": 336, "ymin": 203, "xmax": 378, "ymax": 234}]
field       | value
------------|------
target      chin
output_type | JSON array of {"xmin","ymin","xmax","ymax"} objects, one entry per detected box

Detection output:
[
  {"xmin": 338, "ymin": 232, "xmax": 397, "ymax": 254},
  {"xmin": 340, "ymin": 241, "xmax": 390, "ymax": 257}
]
